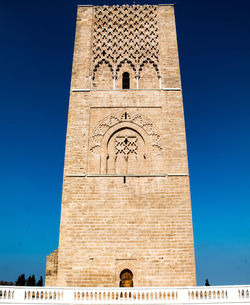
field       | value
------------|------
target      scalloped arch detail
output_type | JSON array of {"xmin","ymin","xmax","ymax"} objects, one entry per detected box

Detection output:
[{"xmin": 89, "ymin": 110, "xmax": 162, "ymax": 154}]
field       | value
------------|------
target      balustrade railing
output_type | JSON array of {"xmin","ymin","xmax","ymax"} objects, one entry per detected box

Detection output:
[{"xmin": 0, "ymin": 285, "xmax": 249, "ymax": 304}]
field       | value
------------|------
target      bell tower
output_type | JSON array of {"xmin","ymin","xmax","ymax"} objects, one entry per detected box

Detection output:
[{"xmin": 46, "ymin": 4, "xmax": 196, "ymax": 287}]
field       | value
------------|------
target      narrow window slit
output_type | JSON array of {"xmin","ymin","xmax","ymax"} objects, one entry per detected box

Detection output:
[{"xmin": 122, "ymin": 72, "xmax": 130, "ymax": 89}]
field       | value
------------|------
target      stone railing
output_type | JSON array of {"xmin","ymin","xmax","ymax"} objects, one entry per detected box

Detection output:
[{"xmin": 0, "ymin": 285, "xmax": 249, "ymax": 304}]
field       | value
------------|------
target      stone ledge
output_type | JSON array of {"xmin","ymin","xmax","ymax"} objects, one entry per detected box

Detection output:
[
  {"xmin": 71, "ymin": 88, "xmax": 181, "ymax": 92},
  {"xmin": 65, "ymin": 174, "xmax": 166, "ymax": 177}
]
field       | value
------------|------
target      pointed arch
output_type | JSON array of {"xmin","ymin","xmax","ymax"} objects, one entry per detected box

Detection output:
[
  {"xmin": 138, "ymin": 59, "xmax": 160, "ymax": 76},
  {"xmin": 116, "ymin": 60, "xmax": 137, "ymax": 89},
  {"xmin": 139, "ymin": 60, "xmax": 159, "ymax": 88},
  {"xmin": 93, "ymin": 60, "xmax": 113, "ymax": 89},
  {"xmin": 93, "ymin": 59, "xmax": 113, "ymax": 76},
  {"xmin": 116, "ymin": 58, "xmax": 136, "ymax": 74}
]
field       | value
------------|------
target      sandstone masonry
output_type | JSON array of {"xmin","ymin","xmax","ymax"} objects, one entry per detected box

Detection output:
[{"xmin": 46, "ymin": 4, "xmax": 196, "ymax": 287}]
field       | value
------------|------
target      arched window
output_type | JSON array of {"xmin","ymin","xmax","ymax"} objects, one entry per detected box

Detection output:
[
  {"xmin": 122, "ymin": 72, "xmax": 130, "ymax": 89},
  {"xmin": 120, "ymin": 269, "xmax": 133, "ymax": 287},
  {"xmin": 105, "ymin": 127, "xmax": 147, "ymax": 175}
]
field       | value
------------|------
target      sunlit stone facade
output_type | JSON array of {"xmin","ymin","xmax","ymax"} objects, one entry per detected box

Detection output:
[{"xmin": 45, "ymin": 4, "xmax": 196, "ymax": 287}]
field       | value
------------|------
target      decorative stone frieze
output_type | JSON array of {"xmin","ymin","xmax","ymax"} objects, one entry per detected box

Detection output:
[{"xmin": 92, "ymin": 5, "xmax": 160, "ymax": 78}]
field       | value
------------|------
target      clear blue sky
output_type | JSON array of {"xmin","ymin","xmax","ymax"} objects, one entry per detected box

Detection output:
[{"xmin": 0, "ymin": 0, "xmax": 249, "ymax": 286}]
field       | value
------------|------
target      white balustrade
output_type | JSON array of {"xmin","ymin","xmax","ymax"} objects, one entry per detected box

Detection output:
[{"xmin": 0, "ymin": 285, "xmax": 249, "ymax": 305}]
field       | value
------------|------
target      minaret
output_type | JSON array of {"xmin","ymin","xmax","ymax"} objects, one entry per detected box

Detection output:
[{"xmin": 46, "ymin": 4, "xmax": 196, "ymax": 287}]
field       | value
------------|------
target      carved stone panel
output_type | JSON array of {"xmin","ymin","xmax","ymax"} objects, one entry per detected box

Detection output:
[
  {"xmin": 92, "ymin": 5, "xmax": 160, "ymax": 78},
  {"xmin": 88, "ymin": 108, "xmax": 163, "ymax": 175},
  {"xmin": 106, "ymin": 128, "xmax": 145, "ymax": 175}
]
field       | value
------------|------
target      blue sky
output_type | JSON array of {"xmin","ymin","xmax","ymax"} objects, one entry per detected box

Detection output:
[{"xmin": 0, "ymin": 0, "xmax": 249, "ymax": 286}]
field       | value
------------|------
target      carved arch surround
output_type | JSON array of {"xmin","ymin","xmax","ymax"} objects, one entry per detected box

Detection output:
[
  {"xmin": 89, "ymin": 111, "xmax": 162, "ymax": 155},
  {"xmin": 101, "ymin": 124, "xmax": 150, "ymax": 174},
  {"xmin": 115, "ymin": 260, "xmax": 137, "ymax": 287}
]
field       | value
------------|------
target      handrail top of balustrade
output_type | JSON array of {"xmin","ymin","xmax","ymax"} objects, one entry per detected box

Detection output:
[{"xmin": 0, "ymin": 285, "xmax": 249, "ymax": 290}]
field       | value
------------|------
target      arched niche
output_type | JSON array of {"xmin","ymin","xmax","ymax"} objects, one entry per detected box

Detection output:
[
  {"xmin": 119, "ymin": 269, "xmax": 133, "ymax": 287},
  {"xmin": 100, "ymin": 122, "xmax": 151, "ymax": 175},
  {"xmin": 116, "ymin": 62, "xmax": 136, "ymax": 89},
  {"xmin": 139, "ymin": 61, "xmax": 159, "ymax": 89},
  {"xmin": 93, "ymin": 61, "xmax": 113, "ymax": 89}
]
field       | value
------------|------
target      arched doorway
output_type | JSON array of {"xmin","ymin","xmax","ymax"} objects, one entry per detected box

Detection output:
[{"xmin": 119, "ymin": 269, "xmax": 133, "ymax": 287}]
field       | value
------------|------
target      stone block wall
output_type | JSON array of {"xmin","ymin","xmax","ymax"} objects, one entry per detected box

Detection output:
[
  {"xmin": 46, "ymin": 4, "xmax": 196, "ymax": 287},
  {"xmin": 45, "ymin": 250, "xmax": 58, "ymax": 286}
]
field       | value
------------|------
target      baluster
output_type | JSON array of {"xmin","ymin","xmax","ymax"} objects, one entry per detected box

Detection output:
[
  {"xmin": 218, "ymin": 291, "xmax": 221, "ymax": 299},
  {"xmin": 137, "ymin": 291, "xmax": 140, "ymax": 301},
  {"xmin": 205, "ymin": 290, "xmax": 208, "ymax": 299},
  {"xmin": 151, "ymin": 291, "xmax": 154, "ymax": 300},
  {"xmin": 172, "ymin": 292, "xmax": 175, "ymax": 300},
  {"xmin": 133, "ymin": 292, "xmax": 136, "ymax": 300}
]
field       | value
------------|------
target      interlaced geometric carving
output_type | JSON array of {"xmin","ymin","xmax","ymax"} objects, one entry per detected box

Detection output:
[
  {"xmin": 90, "ymin": 111, "xmax": 162, "ymax": 154},
  {"xmin": 115, "ymin": 136, "xmax": 138, "ymax": 161},
  {"xmin": 92, "ymin": 5, "xmax": 160, "ymax": 78}
]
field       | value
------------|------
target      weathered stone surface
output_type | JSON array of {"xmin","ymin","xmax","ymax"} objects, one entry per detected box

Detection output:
[
  {"xmin": 46, "ymin": 4, "xmax": 196, "ymax": 287},
  {"xmin": 45, "ymin": 250, "xmax": 58, "ymax": 286}
]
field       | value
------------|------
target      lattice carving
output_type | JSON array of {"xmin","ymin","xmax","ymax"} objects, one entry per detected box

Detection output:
[
  {"xmin": 92, "ymin": 5, "xmax": 160, "ymax": 77},
  {"xmin": 90, "ymin": 111, "xmax": 162, "ymax": 154},
  {"xmin": 115, "ymin": 136, "xmax": 138, "ymax": 160}
]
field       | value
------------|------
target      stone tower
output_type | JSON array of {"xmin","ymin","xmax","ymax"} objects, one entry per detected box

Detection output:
[{"xmin": 46, "ymin": 4, "xmax": 196, "ymax": 287}]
